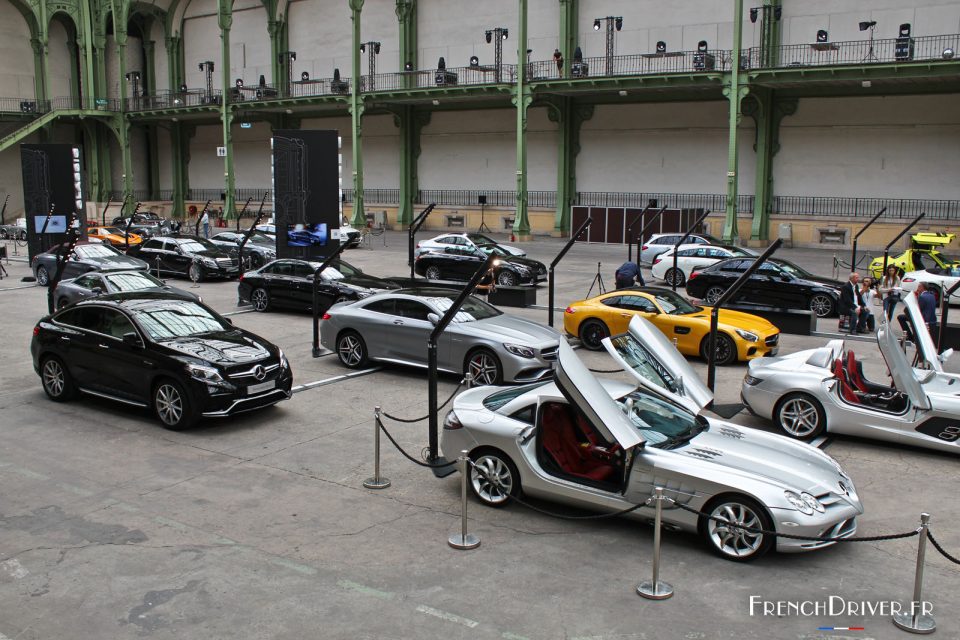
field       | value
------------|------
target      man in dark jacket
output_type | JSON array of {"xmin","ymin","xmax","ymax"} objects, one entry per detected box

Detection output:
[
  {"xmin": 838, "ymin": 272, "xmax": 865, "ymax": 333},
  {"xmin": 898, "ymin": 283, "xmax": 940, "ymax": 348},
  {"xmin": 615, "ymin": 261, "xmax": 643, "ymax": 289}
]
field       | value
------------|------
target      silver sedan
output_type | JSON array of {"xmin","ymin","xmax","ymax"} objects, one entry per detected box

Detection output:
[
  {"xmin": 320, "ymin": 288, "xmax": 561, "ymax": 384},
  {"xmin": 441, "ymin": 316, "xmax": 863, "ymax": 561}
]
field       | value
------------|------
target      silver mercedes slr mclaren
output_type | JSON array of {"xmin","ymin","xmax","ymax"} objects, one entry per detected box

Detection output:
[
  {"xmin": 441, "ymin": 316, "xmax": 863, "ymax": 561},
  {"xmin": 320, "ymin": 288, "xmax": 561, "ymax": 384},
  {"xmin": 742, "ymin": 294, "xmax": 960, "ymax": 454}
]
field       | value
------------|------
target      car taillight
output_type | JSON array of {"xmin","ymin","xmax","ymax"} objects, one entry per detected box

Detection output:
[
  {"xmin": 565, "ymin": 306, "xmax": 575, "ymax": 314},
  {"xmin": 238, "ymin": 274, "xmax": 244, "ymax": 282},
  {"xmin": 653, "ymin": 257, "xmax": 662, "ymax": 265},
  {"xmin": 688, "ymin": 271, "xmax": 699, "ymax": 280},
  {"xmin": 33, "ymin": 326, "xmax": 40, "ymax": 337},
  {"xmin": 641, "ymin": 244, "xmax": 649, "ymax": 251},
  {"xmin": 321, "ymin": 312, "xmax": 331, "ymax": 320},
  {"xmin": 443, "ymin": 410, "xmax": 462, "ymax": 430}
]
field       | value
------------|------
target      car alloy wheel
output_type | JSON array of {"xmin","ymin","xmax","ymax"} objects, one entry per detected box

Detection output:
[
  {"xmin": 425, "ymin": 266, "xmax": 442, "ymax": 280},
  {"xmin": 153, "ymin": 380, "xmax": 196, "ymax": 430},
  {"xmin": 776, "ymin": 393, "xmax": 825, "ymax": 440},
  {"xmin": 809, "ymin": 294, "xmax": 834, "ymax": 318},
  {"xmin": 251, "ymin": 288, "xmax": 270, "ymax": 312},
  {"xmin": 496, "ymin": 270, "xmax": 518, "ymax": 287},
  {"xmin": 665, "ymin": 267, "xmax": 685, "ymax": 287},
  {"xmin": 578, "ymin": 319, "xmax": 609, "ymax": 351},
  {"xmin": 337, "ymin": 332, "xmax": 367, "ymax": 368},
  {"xmin": 36, "ymin": 266, "xmax": 49, "ymax": 286},
  {"xmin": 188, "ymin": 263, "xmax": 203, "ymax": 282},
  {"xmin": 704, "ymin": 498, "xmax": 771, "ymax": 561},
  {"xmin": 466, "ymin": 350, "xmax": 502, "ymax": 386},
  {"xmin": 701, "ymin": 333, "xmax": 737, "ymax": 366},
  {"xmin": 41, "ymin": 357, "xmax": 74, "ymax": 401},
  {"xmin": 704, "ymin": 285, "xmax": 725, "ymax": 304},
  {"xmin": 469, "ymin": 450, "xmax": 519, "ymax": 507},
  {"xmin": 56, "ymin": 297, "xmax": 69, "ymax": 310}
]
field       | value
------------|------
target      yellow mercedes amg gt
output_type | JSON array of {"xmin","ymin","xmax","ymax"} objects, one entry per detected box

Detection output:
[
  {"xmin": 868, "ymin": 232, "xmax": 959, "ymax": 279},
  {"xmin": 563, "ymin": 287, "xmax": 780, "ymax": 365},
  {"xmin": 88, "ymin": 226, "xmax": 143, "ymax": 248}
]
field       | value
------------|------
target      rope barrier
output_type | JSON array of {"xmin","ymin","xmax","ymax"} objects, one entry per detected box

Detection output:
[
  {"xmin": 375, "ymin": 418, "xmax": 455, "ymax": 469},
  {"xmin": 381, "ymin": 382, "xmax": 464, "ymax": 423},
  {"xmin": 927, "ymin": 529, "xmax": 960, "ymax": 565}
]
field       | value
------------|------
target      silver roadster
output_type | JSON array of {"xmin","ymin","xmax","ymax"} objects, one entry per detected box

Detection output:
[
  {"xmin": 741, "ymin": 294, "xmax": 959, "ymax": 454},
  {"xmin": 320, "ymin": 288, "xmax": 561, "ymax": 384},
  {"xmin": 441, "ymin": 316, "xmax": 863, "ymax": 561}
]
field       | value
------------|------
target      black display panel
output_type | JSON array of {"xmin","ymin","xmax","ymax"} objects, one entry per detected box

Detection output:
[
  {"xmin": 272, "ymin": 129, "xmax": 339, "ymax": 259},
  {"xmin": 21, "ymin": 144, "xmax": 86, "ymax": 259}
]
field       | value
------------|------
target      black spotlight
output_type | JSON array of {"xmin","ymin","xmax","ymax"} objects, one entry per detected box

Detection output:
[
  {"xmin": 858, "ymin": 20, "xmax": 876, "ymax": 31},
  {"xmin": 501, "ymin": 28, "xmax": 508, "ymax": 40},
  {"xmin": 615, "ymin": 16, "xmax": 623, "ymax": 31},
  {"xmin": 694, "ymin": 41, "xmax": 715, "ymax": 70},
  {"xmin": 593, "ymin": 19, "xmax": 601, "ymax": 31},
  {"xmin": 816, "ymin": 30, "xmax": 828, "ymax": 43},
  {"xmin": 656, "ymin": 40, "xmax": 667, "ymax": 53},
  {"xmin": 333, "ymin": 68, "xmax": 341, "ymax": 81},
  {"xmin": 485, "ymin": 30, "xmax": 492, "ymax": 44},
  {"xmin": 469, "ymin": 55, "xmax": 479, "ymax": 67},
  {"xmin": 895, "ymin": 23, "xmax": 914, "ymax": 61},
  {"xmin": 750, "ymin": 7, "xmax": 758, "ymax": 23},
  {"xmin": 648, "ymin": 198, "xmax": 658, "ymax": 208},
  {"xmin": 360, "ymin": 43, "xmax": 365, "ymax": 53},
  {"xmin": 573, "ymin": 46, "xmax": 583, "ymax": 63},
  {"xmin": 773, "ymin": 6, "xmax": 782, "ymax": 20},
  {"xmin": 374, "ymin": 42, "xmax": 381, "ymax": 54},
  {"xmin": 179, "ymin": 83, "xmax": 188, "ymax": 93},
  {"xmin": 698, "ymin": 40, "xmax": 708, "ymax": 52},
  {"xmin": 301, "ymin": 71, "xmax": 309, "ymax": 82},
  {"xmin": 438, "ymin": 56, "xmax": 446, "ymax": 70},
  {"xmin": 235, "ymin": 78, "xmax": 243, "ymax": 88},
  {"xmin": 404, "ymin": 61, "xmax": 414, "ymax": 71}
]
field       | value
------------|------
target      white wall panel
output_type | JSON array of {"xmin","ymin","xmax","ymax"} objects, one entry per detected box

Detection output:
[
  {"xmin": 151, "ymin": 20, "xmax": 169, "ymax": 92},
  {"xmin": 419, "ymin": 0, "xmax": 517, "ymax": 70},
  {"xmin": 0, "ymin": 1, "xmax": 35, "ymax": 98},
  {"xmin": 229, "ymin": 5, "xmax": 270, "ymax": 86},
  {"xmin": 781, "ymin": 1, "xmax": 960, "ymax": 45},
  {"xmin": 48, "ymin": 19, "xmax": 73, "ymax": 98},
  {"xmin": 183, "ymin": 4, "xmax": 221, "ymax": 90},
  {"xmin": 288, "ymin": 1, "xmax": 352, "ymax": 81}
]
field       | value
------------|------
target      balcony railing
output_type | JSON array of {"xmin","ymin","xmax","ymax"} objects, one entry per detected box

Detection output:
[
  {"xmin": 576, "ymin": 191, "xmax": 753, "ymax": 213},
  {"xmin": 772, "ymin": 196, "xmax": 960, "ymax": 220},
  {"xmin": 361, "ymin": 64, "xmax": 518, "ymax": 92},
  {"xmin": 125, "ymin": 89, "xmax": 224, "ymax": 112},
  {"xmin": 527, "ymin": 48, "xmax": 732, "ymax": 81},
  {"xmin": 756, "ymin": 33, "xmax": 960, "ymax": 69},
  {"xmin": 0, "ymin": 96, "xmax": 120, "ymax": 114}
]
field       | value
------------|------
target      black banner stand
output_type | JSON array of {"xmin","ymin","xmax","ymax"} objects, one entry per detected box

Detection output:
[{"xmin": 548, "ymin": 216, "xmax": 592, "ymax": 327}]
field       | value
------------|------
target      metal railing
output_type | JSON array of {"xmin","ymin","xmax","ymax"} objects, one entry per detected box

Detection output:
[
  {"xmin": 124, "ymin": 90, "xmax": 223, "ymax": 111},
  {"xmin": 755, "ymin": 33, "xmax": 960, "ymax": 69},
  {"xmin": 772, "ymin": 196, "xmax": 960, "ymax": 220},
  {"xmin": 0, "ymin": 96, "xmax": 120, "ymax": 113},
  {"xmin": 576, "ymin": 191, "xmax": 754, "ymax": 213},
  {"xmin": 363, "ymin": 64, "xmax": 518, "ymax": 92},
  {"xmin": 528, "ymin": 49, "xmax": 732, "ymax": 81},
  {"xmin": 342, "ymin": 188, "xmax": 401, "ymax": 204}
]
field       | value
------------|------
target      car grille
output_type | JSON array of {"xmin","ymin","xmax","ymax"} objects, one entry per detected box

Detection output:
[
  {"xmin": 765, "ymin": 334, "xmax": 780, "ymax": 346},
  {"xmin": 216, "ymin": 257, "xmax": 238, "ymax": 268},
  {"xmin": 226, "ymin": 362, "xmax": 281, "ymax": 380},
  {"xmin": 540, "ymin": 345, "xmax": 559, "ymax": 361},
  {"xmin": 818, "ymin": 518, "xmax": 857, "ymax": 539}
]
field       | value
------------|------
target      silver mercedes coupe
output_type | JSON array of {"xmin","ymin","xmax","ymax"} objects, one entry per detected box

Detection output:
[{"xmin": 440, "ymin": 316, "xmax": 863, "ymax": 561}]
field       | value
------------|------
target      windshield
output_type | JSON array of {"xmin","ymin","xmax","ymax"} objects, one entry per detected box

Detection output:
[
  {"xmin": 178, "ymin": 239, "xmax": 216, "ymax": 253},
  {"xmin": 321, "ymin": 267, "xmax": 345, "ymax": 281},
  {"xmin": 131, "ymin": 301, "xmax": 229, "ymax": 340},
  {"xmin": 481, "ymin": 244, "xmax": 510, "ymax": 257},
  {"xmin": 468, "ymin": 233, "xmax": 497, "ymax": 245},
  {"xmin": 618, "ymin": 390, "xmax": 703, "ymax": 447},
  {"xmin": 654, "ymin": 290, "xmax": 699, "ymax": 315},
  {"xmin": 246, "ymin": 232, "xmax": 274, "ymax": 244},
  {"xmin": 97, "ymin": 227, "xmax": 125, "ymax": 235},
  {"xmin": 75, "ymin": 244, "xmax": 121, "ymax": 258},
  {"xmin": 334, "ymin": 260, "xmax": 362, "ymax": 277},
  {"xmin": 105, "ymin": 272, "xmax": 164, "ymax": 291},
  {"xmin": 775, "ymin": 260, "xmax": 811, "ymax": 278},
  {"xmin": 427, "ymin": 295, "xmax": 502, "ymax": 322},
  {"xmin": 483, "ymin": 382, "xmax": 547, "ymax": 411},
  {"xmin": 608, "ymin": 332, "xmax": 682, "ymax": 395}
]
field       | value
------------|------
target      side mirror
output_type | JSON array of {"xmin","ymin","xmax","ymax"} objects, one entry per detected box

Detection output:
[
  {"xmin": 779, "ymin": 272, "xmax": 792, "ymax": 281},
  {"xmin": 939, "ymin": 348, "xmax": 954, "ymax": 364},
  {"xmin": 122, "ymin": 332, "xmax": 143, "ymax": 348},
  {"xmin": 427, "ymin": 313, "xmax": 439, "ymax": 326},
  {"xmin": 91, "ymin": 287, "xmax": 103, "ymax": 295},
  {"xmin": 224, "ymin": 317, "xmax": 234, "ymax": 325}
]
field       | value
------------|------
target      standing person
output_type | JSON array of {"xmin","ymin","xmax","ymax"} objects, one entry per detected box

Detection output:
[
  {"xmin": 838, "ymin": 272, "xmax": 865, "ymax": 334},
  {"xmin": 553, "ymin": 49, "xmax": 564, "ymax": 77},
  {"xmin": 200, "ymin": 209, "xmax": 210, "ymax": 239},
  {"xmin": 857, "ymin": 277, "xmax": 877, "ymax": 333},
  {"xmin": 917, "ymin": 282, "xmax": 940, "ymax": 344},
  {"xmin": 615, "ymin": 261, "xmax": 643, "ymax": 289},
  {"xmin": 878, "ymin": 264, "xmax": 902, "ymax": 321}
]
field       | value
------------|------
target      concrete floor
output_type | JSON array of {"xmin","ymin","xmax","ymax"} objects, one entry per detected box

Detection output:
[{"xmin": 0, "ymin": 234, "xmax": 957, "ymax": 640}]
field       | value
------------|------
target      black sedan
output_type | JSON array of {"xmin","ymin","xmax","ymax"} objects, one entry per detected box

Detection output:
[
  {"xmin": 129, "ymin": 235, "xmax": 240, "ymax": 281},
  {"xmin": 414, "ymin": 245, "xmax": 546, "ymax": 286},
  {"xmin": 32, "ymin": 241, "xmax": 149, "ymax": 286},
  {"xmin": 31, "ymin": 293, "xmax": 293, "ymax": 429},
  {"xmin": 685, "ymin": 257, "xmax": 842, "ymax": 317},
  {"xmin": 53, "ymin": 270, "xmax": 200, "ymax": 309},
  {"xmin": 112, "ymin": 212, "xmax": 175, "ymax": 238},
  {"xmin": 238, "ymin": 258, "xmax": 399, "ymax": 313},
  {"xmin": 209, "ymin": 230, "xmax": 277, "ymax": 268}
]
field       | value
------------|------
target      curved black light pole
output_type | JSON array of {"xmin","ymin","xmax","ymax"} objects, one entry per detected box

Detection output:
[
  {"xmin": 47, "ymin": 212, "xmax": 80, "ymax": 313},
  {"xmin": 669, "ymin": 209, "xmax": 711, "ymax": 292},
  {"xmin": 939, "ymin": 280, "xmax": 960, "ymax": 351},
  {"xmin": 706, "ymin": 239, "xmax": 783, "ymax": 393},
  {"xmin": 194, "ymin": 200, "xmax": 212, "ymax": 237},
  {"xmin": 851, "ymin": 207, "xmax": 885, "ymax": 271},
  {"xmin": 408, "ymin": 203, "xmax": 436, "ymax": 278},
  {"xmin": 235, "ymin": 196, "xmax": 253, "ymax": 233},
  {"xmin": 123, "ymin": 202, "xmax": 142, "ymax": 251},
  {"xmin": 427, "ymin": 252, "xmax": 497, "ymax": 467},
  {"xmin": 548, "ymin": 216, "xmax": 592, "ymax": 327},
  {"xmin": 236, "ymin": 193, "xmax": 268, "ymax": 259},
  {"xmin": 880, "ymin": 213, "xmax": 925, "ymax": 276},
  {"xmin": 625, "ymin": 204, "xmax": 651, "ymax": 262},
  {"xmin": 633, "ymin": 205, "xmax": 667, "ymax": 266},
  {"xmin": 312, "ymin": 239, "xmax": 353, "ymax": 357},
  {"xmin": 99, "ymin": 196, "xmax": 111, "ymax": 226}
]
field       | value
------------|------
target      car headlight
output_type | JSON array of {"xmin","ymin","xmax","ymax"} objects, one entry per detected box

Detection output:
[
  {"xmin": 185, "ymin": 362, "xmax": 225, "ymax": 383},
  {"xmin": 201, "ymin": 258, "xmax": 217, "ymax": 268},
  {"xmin": 743, "ymin": 375, "xmax": 763, "ymax": 386},
  {"xmin": 784, "ymin": 490, "xmax": 824, "ymax": 515},
  {"xmin": 735, "ymin": 328, "xmax": 759, "ymax": 342},
  {"xmin": 278, "ymin": 348, "xmax": 290, "ymax": 370},
  {"xmin": 504, "ymin": 343, "xmax": 535, "ymax": 358}
]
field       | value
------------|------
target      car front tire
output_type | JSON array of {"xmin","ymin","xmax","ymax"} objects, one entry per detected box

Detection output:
[
  {"xmin": 251, "ymin": 287, "xmax": 271, "ymax": 312},
  {"xmin": 36, "ymin": 266, "xmax": 50, "ymax": 286},
  {"xmin": 469, "ymin": 448, "xmax": 520, "ymax": 508},
  {"xmin": 337, "ymin": 331, "xmax": 368, "ymax": 369},
  {"xmin": 699, "ymin": 494, "xmax": 774, "ymax": 562},
  {"xmin": 774, "ymin": 392, "xmax": 826, "ymax": 440},
  {"xmin": 40, "ymin": 356, "xmax": 77, "ymax": 401},
  {"xmin": 153, "ymin": 379, "xmax": 198, "ymax": 430},
  {"xmin": 188, "ymin": 263, "xmax": 204, "ymax": 282},
  {"xmin": 700, "ymin": 333, "xmax": 737, "ymax": 366},
  {"xmin": 809, "ymin": 294, "xmax": 835, "ymax": 318},
  {"xmin": 496, "ymin": 270, "xmax": 519, "ymax": 287},
  {"xmin": 424, "ymin": 265, "xmax": 442, "ymax": 280},
  {"xmin": 578, "ymin": 319, "xmax": 609, "ymax": 351},
  {"xmin": 465, "ymin": 348, "xmax": 503, "ymax": 385}
]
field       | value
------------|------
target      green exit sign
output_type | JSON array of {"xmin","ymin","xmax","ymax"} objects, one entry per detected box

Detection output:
[{"xmin": 95, "ymin": 99, "xmax": 109, "ymax": 106}]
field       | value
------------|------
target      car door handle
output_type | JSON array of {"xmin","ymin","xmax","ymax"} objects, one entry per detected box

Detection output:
[
  {"xmin": 98, "ymin": 343, "xmax": 110, "ymax": 349},
  {"xmin": 59, "ymin": 336, "xmax": 71, "ymax": 342},
  {"xmin": 620, "ymin": 313, "xmax": 632, "ymax": 317},
  {"xmin": 393, "ymin": 319, "xmax": 404, "ymax": 325}
]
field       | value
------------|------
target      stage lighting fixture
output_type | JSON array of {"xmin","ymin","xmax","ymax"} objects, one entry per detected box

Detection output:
[
  {"xmin": 404, "ymin": 61, "xmax": 414, "ymax": 71},
  {"xmin": 943, "ymin": 47, "xmax": 956, "ymax": 60},
  {"xmin": 573, "ymin": 46, "xmax": 583, "ymax": 63},
  {"xmin": 895, "ymin": 23, "xmax": 914, "ymax": 61},
  {"xmin": 485, "ymin": 30, "xmax": 492, "ymax": 43},
  {"xmin": 179, "ymin": 84, "xmax": 188, "ymax": 93},
  {"xmin": 333, "ymin": 68, "xmax": 342, "ymax": 81},
  {"xmin": 502, "ymin": 29, "xmax": 508, "ymax": 40},
  {"xmin": 698, "ymin": 40, "xmax": 708, "ymax": 52},
  {"xmin": 593, "ymin": 19, "xmax": 601, "ymax": 31},
  {"xmin": 859, "ymin": 21, "xmax": 876, "ymax": 31},
  {"xmin": 816, "ymin": 30, "xmax": 828, "ymax": 43},
  {"xmin": 774, "ymin": 6, "xmax": 782, "ymax": 19},
  {"xmin": 438, "ymin": 57, "xmax": 446, "ymax": 70},
  {"xmin": 615, "ymin": 17, "xmax": 623, "ymax": 31},
  {"xmin": 469, "ymin": 55, "xmax": 479, "ymax": 67},
  {"xmin": 236, "ymin": 78, "xmax": 244, "ymax": 88},
  {"xmin": 656, "ymin": 40, "xmax": 667, "ymax": 53},
  {"xmin": 750, "ymin": 8, "xmax": 758, "ymax": 23},
  {"xmin": 301, "ymin": 71, "xmax": 309, "ymax": 81},
  {"xmin": 360, "ymin": 43, "xmax": 365, "ymax": 52}
]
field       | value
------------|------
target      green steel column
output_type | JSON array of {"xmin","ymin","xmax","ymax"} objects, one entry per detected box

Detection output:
[
  {"xmin": 142, "ymin": 40, "xmax": 156, "ymax": 93},
  {"xmin": 512, "ymin": 0, "xmax": 531, "ymax": 240},
  {"xmin": 31, "ymin": 37, "xmax": 48, "ymax": 104},
  {"xmin": 748, "ymin": 93, "xmax": 796, "ymax": 241},
  {"xmin": 396, "ymin": 107, "xmax": 428, "ymax": 228},
  {"xmin": 146, "ymin": 124, "xmax": 161, "ymax": 200},
  {"xmin": 349, "ymin": 0, "xmax": 366, "ymax": 227},
  {"xmin": 558, "ymin": 0, "xmax": 577, "ymax": 78},
  {"xmin": 171, "ymin": 122, "xmax": 188, "ymax": 217},
  {"xmin": 396, "ymin": 0, "xmax": 416, "ymax": 88},
  {"xmin": 218, "ymin": 0, "xmax": 236, "ymax": 218},
  {"xmin": 115, "ymin": 27, "xmax": 134, "ymax": 203},
  {"xmin": 722, "ymin": 0, "xmax": 747, "ymax": 242},
  {"xmin": 165, "ymin": 36, "xmax": 182, "ymax": 91},
  {"xmin": 549, "ymin": 99, "xmax": 592, "ymax": 235},
  {"xmin": 765, "ymin": 0, "xmax": 783, "ymax": 67},
  {"xmin": 79, "ymin": 0, "xmax": 95, "ymax": 103},
  {"xmin": 80, "ymin": 121, "xmax": 105, "ymax": 202},
  {"xmin": 268, "ymin": 19, "xmax": 282, "ymax": 94}
]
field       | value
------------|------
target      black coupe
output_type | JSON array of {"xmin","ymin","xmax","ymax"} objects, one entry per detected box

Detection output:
[
  {"xmin": 414, "ymin": 245, "xmax": 546, "ymax": 286},
  {"xmin": 32, "ymin": 242, "xmax": 149, "ymax": 286},
  {"xmin": 209, "ymin": 230, "xmax": 277, "ymax": 268},
  {"xmin": 237, "ymin": 258, "xmax": 399, "ymax": 313},
  {"xmin": 31, "ymin": 293, "xmax": 293, "ymax": 430},
  {"xmin": 685, "ymin": 257, "xmax": 843, "ymax": 317},
  {"xmin": 128, "ymin": 235, "xmax": 240, "ymax": 281}
]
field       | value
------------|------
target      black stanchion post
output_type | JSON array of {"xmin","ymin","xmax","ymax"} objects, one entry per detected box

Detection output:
[
  {"xmin": 881, "ymin": 213, "xmax": 926, "ymax": 277},
  {"xmin": 851, "ymin": 207, "xmax": 886, "ymax": 271},
  {"xmin": 312, "ymin": 240, "xmax": 352, "ymax": 357},
  {"xmin": 427, "ymin": 252, "xmax": 497, "ymax": 467},
  {"xmin": 625, "ymin": 205, "xmax": 651, "ymax": 263},
  {"xmin": 669, "ymin": 209, "xmax": 711, "ymax": 292},
  {"xmin": 939, "ymin": 280, "xmax": 960, "ymax": 350},
  {"xmin": 548, "ymin": 216, "xmax": 593, "ymax": 327},
  {"xmin": 234, "ymin": 197, "xmax": 253, "ymax": 235},
  {"xmin": 634, "ymin": 205, "xmax": 667, "ymax": 267},
  {"xmin": 706, "ymin": 239, "xmax": 783, "ymax": 392},
  {"xmin": 408, "ymin": 203, "xmax": 436, "ymax": 279}
]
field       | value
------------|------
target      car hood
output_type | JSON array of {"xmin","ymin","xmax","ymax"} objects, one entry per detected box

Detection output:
[
  {"xmin": 341, "ymin": 274, "xmax": 400, "ymax": 291},
  {"xmin": 461, "ymin": 314, "xmax": 561, "ymax": 346},
  {"xmin": 502, "ymin": 256, "xmax": 545, "ymax": 271},
  {"xmin": 796, "ymin": 274, "xmax": 843, "ymax": 289},
  {"xmin": 681, "ymin": 307, "xmax": 778, "ymax": 334},
  {"xmin": 80, "ymin": 254, "xmax": 149, "ymax": 270},
  {"xmin": 191, "ymin": 249, "xmax": 231, "ymax": 259},
  {"xmin": 156, "ymin": 330, "xmax": 272, "ymax": 365},
  {"xmin": 682, "ymin": 423, "xmax": 853, "ymax": 497}
]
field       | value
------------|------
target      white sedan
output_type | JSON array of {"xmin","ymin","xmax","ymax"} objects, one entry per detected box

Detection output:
[
  {"xmin": 901, "ymin": 268, "xmax": 960, "ymax": 305},
  {"xmin": 416, "ymin": 232, "xmax": 525, "ymax": 258},
  {"xmin": 651, "ymin": 244, "xmax": 756, "ymax": 287}
]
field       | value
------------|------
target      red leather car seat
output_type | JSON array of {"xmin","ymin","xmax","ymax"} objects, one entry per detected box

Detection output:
[
  {"xmin": 833, "ymin": 358, "xmax": 861, "ymax": 404},
  {"xmin": 846, "ymin": 351, "xmax": 870, "ymax": 393},
  {"xmin": 541, "ymin": 403, "xmax": 616, "ymax": 482}
]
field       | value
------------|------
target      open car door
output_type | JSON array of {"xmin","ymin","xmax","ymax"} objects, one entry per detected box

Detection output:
[
  {"xmin": 601, "ymin": 316, "xmax": 713, "ymax": 414},
  {"xmin": 902, "ymin": 294, "xmax": 943, "ymax": 372},
  {"xmin": 554, "ymin": 341, "xmax": 644, "ymax": 450},
  {"xmin": 877, "ymin": 322, "xmax": 931, "ymax": 411}
]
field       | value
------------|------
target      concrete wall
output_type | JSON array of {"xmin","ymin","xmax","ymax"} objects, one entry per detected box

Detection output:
[
  {"xmin": 287, "ymin": 0, "xmax": 353, "ymax": 80},
  {"xmin": 781, "ymin": 1, "xmax": 960, "ymax": 45},
  {"xmin": 0, "ymin": 1, "xmax": 36, "ymax": 99},
  {"xmin": 151, "ymin": 19, "xmax": 169, "ymax": 92},
  {"xmin": 47, "ymin": 17, "xmax": 74, "ymax": 98}
]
